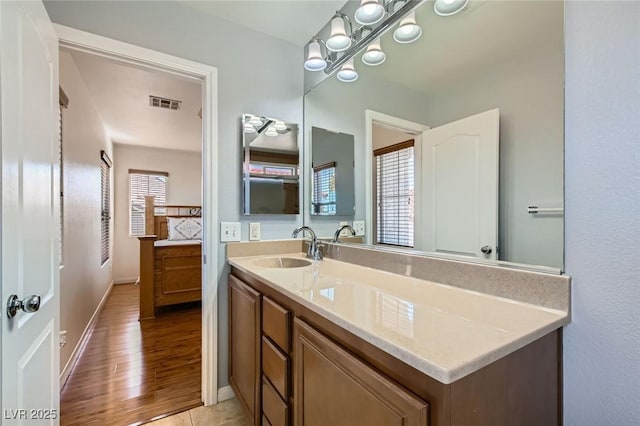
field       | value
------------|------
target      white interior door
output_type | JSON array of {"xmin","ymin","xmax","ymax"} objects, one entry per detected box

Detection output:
[
  {"xmin": 421, "ymin": 109, "xmax": 499, "ymax": 260},
  {"xmin": 1, "ymin": 1, "xmax": 60, "ymax": 423}
]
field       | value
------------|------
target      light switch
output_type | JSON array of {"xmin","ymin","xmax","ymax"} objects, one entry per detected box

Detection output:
[{"xmin": 220, "ymin": 222, "xmax": 241, "ymax": 242}]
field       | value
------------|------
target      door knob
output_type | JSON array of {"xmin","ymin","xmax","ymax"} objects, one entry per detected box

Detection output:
[
  {"xmin": 480, "ymin": 245, "xmax": 493, "ymax": 255},
  {"xmin": 6, "ymin": 294, "xmax": 41, "ymax": 318}
]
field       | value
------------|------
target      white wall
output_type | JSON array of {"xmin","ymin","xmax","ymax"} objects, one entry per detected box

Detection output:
[
  {"xmin": 44, "ymin": 0, "xmax": 303, "ymax": 389},
  {"xmin": 564, "ymin": 1, "xmax": 640, "ymax": 424},
  {"xmin": 59, "ymin": 51, "xmax": 113, "ymax": 374},
  {"xmin": 112, "ymin": 144, "xmax": 202, "ymax": 283}
]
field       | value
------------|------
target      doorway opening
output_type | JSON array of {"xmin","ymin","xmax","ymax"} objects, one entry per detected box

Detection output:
[{"xmin": 55, "ymin": 25, "xmax": 221, "ymax": 424}]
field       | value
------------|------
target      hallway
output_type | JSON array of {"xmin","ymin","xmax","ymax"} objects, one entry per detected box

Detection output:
[{"xmin": 60, "ymin": 284, "xmax": 202, "ymax": 425}]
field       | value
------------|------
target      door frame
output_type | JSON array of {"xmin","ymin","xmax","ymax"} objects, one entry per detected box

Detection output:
[
  {"xmin": 54, "ymin": 25, "xmax": 221, "ymax": 405},
  {"xmin": 364, "ymin": 110, "xmax": 429, "ymax": 247}
]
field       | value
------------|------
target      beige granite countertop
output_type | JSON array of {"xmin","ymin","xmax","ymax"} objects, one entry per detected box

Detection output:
[{"xmin": 227, "ymin": 252, "xmax": 569, "ymax": 384}]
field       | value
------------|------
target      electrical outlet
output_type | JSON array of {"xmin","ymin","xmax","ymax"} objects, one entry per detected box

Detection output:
[
  {"xmin": 220, "ymin": 222, "xmax": 241, "ymax": 242},
  {"xmin": 339, "ymin": 221, "xmax": 350, "ymax": 236},
  {"xmin": 353, "ymin": 220, "xmax": 365, "ymax": 236},
  {"xmin": 249, "ymin": 223, "xmax": 261, "ymax": 241}
]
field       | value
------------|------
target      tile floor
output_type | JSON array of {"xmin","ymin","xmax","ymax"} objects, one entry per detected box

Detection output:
[{"xmin": 147, "ymin": 399, "xmax": 250, "ymax": 426}]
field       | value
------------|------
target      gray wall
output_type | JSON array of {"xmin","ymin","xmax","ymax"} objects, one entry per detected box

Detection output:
[
  {"xmin": 564, "ymin": 1, "xmax": 640, "ymax": 424},
  {"xmin": 44, "ymin": 0, "xmax": 303, "ymax": 389}
]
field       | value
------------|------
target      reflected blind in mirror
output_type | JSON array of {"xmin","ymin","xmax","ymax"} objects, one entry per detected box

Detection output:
[
  {"xmin": 312, "ymin": 162, "xmax": 336, "ymax": 215},
  {"xmin": 375, "ymin": 140, "xmax": 414, "ymax": 247},
  {"xmin": 100, "ymin": 151, "xmax": 112, "ymax": 265},
  {"xmin": 129, "ymin": 170, "xmax": 168, "ymax": 236}
]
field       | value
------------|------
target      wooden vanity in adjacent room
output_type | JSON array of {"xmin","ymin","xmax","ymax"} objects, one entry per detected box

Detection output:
[{"xmin": 226, "ymin": 241, "xmax": 570, "ymax": 426}]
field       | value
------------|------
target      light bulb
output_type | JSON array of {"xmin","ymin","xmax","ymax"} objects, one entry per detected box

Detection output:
[
  {"xmin": 433, "ymin": 0, "xmax": 469, "ymax": 16},
  {"xmin": 326, "ymin": 15, "xmax": 351, "ymax": 52},
  {"xmin": 304, "ymin": 40, "xmax": 327, "ymax": 71},
  {"xmin": 354, "ymin": 0, "xmax": 385, "ymax": 26},
  {"xmin": 362, "ymin": 38, "xmax": 386, "ymax": 66},
  {"xmin": 337, "ymin": 58, "xmax": 358, "ymax": 83},
  {"xmin": 393, "ymin": 11, "xmax": 422, "ymax": 44}
]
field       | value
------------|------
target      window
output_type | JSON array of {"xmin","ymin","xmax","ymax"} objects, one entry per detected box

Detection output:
[
  {"xmin": 100, "ymin": 151, "xmax": 112, "ymax": 265},
  {"xmin": 128, "ymin": 170, "xmax": 168, "ymax": 236},
  {"xmin": 59, "ymin": 87, "xmax": 68, "ymax": 265},
  {"xmin": 375, "ymin": 140, "xmax": 415, "ymax": 247},
  {"xmin": 311, "ymin": 162, "xmax": 336, "ymax": 215}
]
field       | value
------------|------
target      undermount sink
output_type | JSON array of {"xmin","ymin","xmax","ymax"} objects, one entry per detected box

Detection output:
[{"xmin": 252, "ymin": 257, "xmax": 312, "ymax": 269}]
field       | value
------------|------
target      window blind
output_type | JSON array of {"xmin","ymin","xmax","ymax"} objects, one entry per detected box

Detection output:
[
  {"xmin": 100, "ymin": 151, "xmax": 112, "ymax": 265},
  {"xmin": 375, "ymin": 140, "xmax": 415, "ymax": 247},
  {"xmin": 129, "ymin": 170, "xmax": 168, "ymax": 236},
  {"xmin": 312, "ymin": 162, "xmax": 336, "ymax": 215}
]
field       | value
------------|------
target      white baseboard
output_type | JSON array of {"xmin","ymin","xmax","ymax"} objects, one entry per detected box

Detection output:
[
  {"xmin": 59, "ymin": 280, "xmax": 114, "ymax": 389},
  {"xmin": 114, "ymin": 276, "xmax": 139, "ymax": 284},
  {"xmin": 217, "ymin": 386, "xmax": 235, "ymax": 403}
]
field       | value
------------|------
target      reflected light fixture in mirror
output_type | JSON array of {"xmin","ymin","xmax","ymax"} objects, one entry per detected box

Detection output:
[
  {"xmin": 265, "ymin": 127, "xmax": 278, "ymax": 137},
  {"xmin": 433, "ymin": 0, "xmax": 469, "ymax": 16},
  {"xmin": 362, "ymin": 38, "xmax": 386, "ymax": 66},
  {"xmin": 337, "ymin": 58, "xmax": 359, "ymax": 82},
  {"xmin": 393, "ymin": 11, "xmax": 422, "ymax": 43},
  {"xmin": 326, "ymin": 14, "xmax": 352, "ymax": 52},
  {"xmin": 355, "ymin": 0, "xmax": 386, "ymax": 25},
  {"xmin": 248, "ymin": 114, "xmax": 263, "ymax": 127},
  {"xmin": 304, "ymin": 39, "xmax": 328, "ymax": 71},
  {"xmin": 274, "ymin": 120, "xmax": 287, "ymax": 131},
  {"xmin": 243, "ymin": 122, "xmax": 256, "ymax": 134}
]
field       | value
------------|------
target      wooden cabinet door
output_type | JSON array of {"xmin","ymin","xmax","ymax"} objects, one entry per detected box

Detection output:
[
  {"xmin": 229, "ymin": 275, "xmax": 261, "ymax": 425},
  {"xmin": 293, "ymin": 319, "xmax": 429, "ymax": 426}
]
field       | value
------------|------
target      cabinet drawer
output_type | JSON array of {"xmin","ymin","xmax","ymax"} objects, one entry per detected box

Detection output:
[
  {"xmin": 262, "ymin": 297, "xmax": 290, "ymax": 352},
  {"xmin": 263, "ymin": 376, "xmax": 288, "ymax": 426},
  {"xmin": 262, "ymin": 336, "xmax": 289, "ymax": 399}
]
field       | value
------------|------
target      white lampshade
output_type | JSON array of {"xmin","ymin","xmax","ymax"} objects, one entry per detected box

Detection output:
[
  {"xmin": 434, "ymin": 0, "xmax": 469, "ymax": 16},
  {"xmin": 354, "ymin": 0, "xmax": 385, "ymax": 25},
  {"xmin": 362, "ymin": 38, "xmax": 386, "ymax": 66},
  {"xmin": 248, "ymin": 115, "xmax": 263, "ymax": 126},
  {"xmin": 337, "ymin": 58, "xmax": 358, "ymax": 83},
  {"xmin": 393, "ymin": 11, "xmax": 422, "ymax": 44},
  {"xmin": 243, "ymin": 123, "xmax": 256, "ymax": 134},
  {"xmin": 265, "ymin": 127, "xmax": 278, "ymax": 137},
  {"xmin": 304, "ymin": 40, "xmax": 327, "ymax": 71},
  {"xmin": 326, "ymin": 16, "xmax": 351, "ymax": 52},
  {"xmin": 273, "ymin": 121, "xmax": 287, "ymax": 131}
]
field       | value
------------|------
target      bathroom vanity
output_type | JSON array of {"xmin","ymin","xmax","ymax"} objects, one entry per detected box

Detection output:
[{"xmin": 226, "ymin": 241, "xmax": 570, "ymax": 426}]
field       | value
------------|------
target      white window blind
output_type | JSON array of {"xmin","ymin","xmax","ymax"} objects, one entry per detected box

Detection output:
[
  {"xmin": 100, "ymin": 151, "xmax": 112, "ymax": 265},
  {"xmin": 312, "ymin": 162, "xmax": 336, "ymax": 215},
  {"xmin": 375, "ymin": 140, "xmax": 415, "ymax": 247},
  {"xmin": 129, "ymin": 170, "xmax": 168, "ymax": 236}
]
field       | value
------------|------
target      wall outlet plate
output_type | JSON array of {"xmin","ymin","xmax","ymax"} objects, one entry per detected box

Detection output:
[
  {"xmin": 249, "ymin": 223, "xmax": 261, "ymax": 241},
  {"xmin": 353, "ymin": 221, "xmax": 365, "ymax": 236},
  {"xmin": 220, "ymin": 222, "xmax": 241, "ymax": 242}
]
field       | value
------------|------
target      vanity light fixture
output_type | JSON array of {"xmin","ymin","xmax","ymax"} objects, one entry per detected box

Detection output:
[
  {"xmin": 273, "ymin": 120, "xmax": 288, "ymax": 131},
  {"xmin": 248, "ymin": 115, "xmax": 263, "ymax": 127},
  {"xmin": 393, "ymin": 11, "xmax": 422, "ymax": 43},
  {"xmin": 354, "ymin": 0, "xmax": 386, "ymax": 26},
  {"xmin": 433, "ymin": 0, "xmax": 469, "ymax": 16},
  {"xmin": 243, "ymin": 123, "xmax": 256, "ymax": 134},
  {"xmin": 362, "ymin": 38, "xmax": 386, "ymax": 66},
  {"xmin": 326, "ymin": 13, "xmax": 352, "ymax": 52},
  {"xmin": 337, "ymin": 58, "xmax": 359, "ymax": 82},
  {"xmin": 265, "ymin": 127, "xmax": 278, "ymax": 137},
  {"xmin": 304, "ymin": 39, "xmax": 328, "ymax": 71}
]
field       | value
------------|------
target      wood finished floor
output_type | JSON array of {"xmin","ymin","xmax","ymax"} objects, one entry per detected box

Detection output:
[{"xmin": 60, "ymin": 283, "xmax": 202, "ymax": 426}]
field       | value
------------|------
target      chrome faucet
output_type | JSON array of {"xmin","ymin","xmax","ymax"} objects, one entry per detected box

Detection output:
[
  {"xmin": 333, "ymin": 225, "xmax": 356, "ymax": 243},
  {"xmin": 292, "ymin": 226, "xmax": 323, "ymax": 261}
]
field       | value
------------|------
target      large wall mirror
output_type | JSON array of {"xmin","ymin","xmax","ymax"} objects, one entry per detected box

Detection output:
[
  {"xmin": 303, "ymin": 0, "xmax": 564, "ymax": 270},
  {"xmin": 243, "ymin": 113, "xmax": 299, "ymax": 215}
]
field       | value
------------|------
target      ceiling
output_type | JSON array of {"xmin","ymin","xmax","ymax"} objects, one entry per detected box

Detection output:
[
  {"xmin": 67, "ymin": 49, "xmax": 203, "ymax": 152},
  {"xmin": 180, "ymin": 0, "xmax": 347, "ymax": 45}
]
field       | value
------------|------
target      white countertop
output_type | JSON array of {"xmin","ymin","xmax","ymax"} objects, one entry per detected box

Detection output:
[{"xmin": 228, "ymin": 252, "xmax": 569, "ymax": 384}]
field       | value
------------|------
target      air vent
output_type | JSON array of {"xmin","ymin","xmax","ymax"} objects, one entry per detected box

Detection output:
[{"xmin": 149, "ymin": 95, "xmax": 181, "ymax": 110}]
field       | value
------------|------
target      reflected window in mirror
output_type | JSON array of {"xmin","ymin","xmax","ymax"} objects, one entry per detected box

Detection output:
[
  {"xmin": 312, "ymin": 162, "xmax": 336, "ymax": 215},
  {"xmin": 375, "ymin": 140, "xmax": 415, "ymax": 248}
]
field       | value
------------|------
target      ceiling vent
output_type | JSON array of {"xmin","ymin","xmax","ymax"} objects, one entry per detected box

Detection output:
[{"xmin": 149, "ymin": 95, "xmax": 181, "ymax": 110}]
